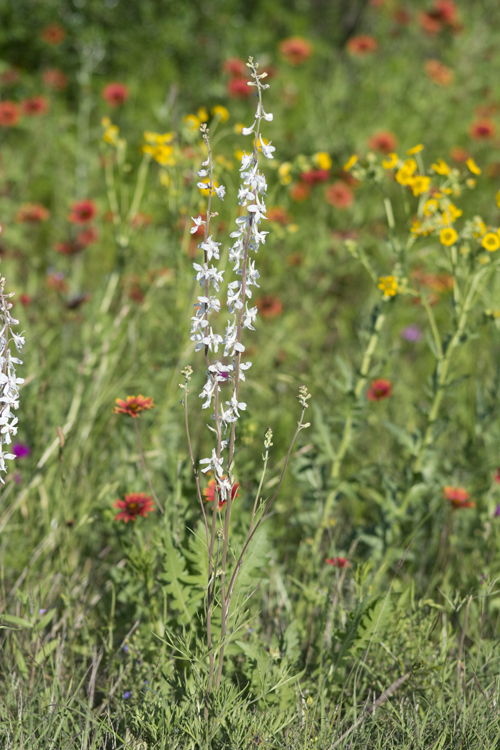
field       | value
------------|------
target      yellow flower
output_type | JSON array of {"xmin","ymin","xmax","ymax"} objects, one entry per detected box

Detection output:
[
  {"xmin": 431, "ymin": 158, "xmax": 450, "ymax": 175},
  {"xmin": 101, "ymin": 116, "xmax": 111, "ymax": 127},
  {"xmin": 159, "ymin": 171, "xmax": 170, "ymax": 188},
  {"xmin": 495, "ymin": 190, "xmax": 500, "ymax": 208},
  {"xmin": 382, "ymin": 152, "xmax": 398, "ymax": 169},
  {"xmin": 234, "ymin": 122, "xmax": 244, "ymax": 134},
  {"xmin": 103, "ymin": 124, "xmax": 119, "ymax": 145},
  {"xmin": 466, "ymin": 178, "xmax": 476, "ymax": 189},
  {"xmin": 466, "ymin": 157, "xmax": 481, "ymax": 175},
  {"xmin": 143, "ymin": 143, "xmax": 175, "ymax": 165},
  {"xmin": 314, "ymin": 152, "xmax": 332, "ymax": 170},
  {"xmin": 395, "ymin": 158, "xmax": 417, "ymax": 186},
  {"xmin": 144, "ymin": 131, "xmax": 174, "ymax": 145},
  {"xmin": 445, "ymin": 203, "xmax": 463, "ymax": 222},
  {"xmin": 287, "ymin": 223, "xmax": 299, "ymax": 234},
  {"xmin": 482, "ymin": 232, "xmax": 500, "ymax": 251},
  {"xmin": 423, "ymin": 199, "xmax": 439, "ymax": 216},
  {"xmin": 411, "ymin": 175, "xmax": 431, "ymax": 196},
  {"xmin": 472, "ymin": 219, "xmax": 486, "ymax": 238},
  {"xmin": 343, "ymin": 155, "xmax": 357, "ymax": 171},
  {"xmin": 407, "ymin": 144, "xmax": 424, "ymax": 155},
  {"xmin": 378, "ymin": 275, "xmax": 398, "ymax": 297},
  {"xmin": 197, "ymin": 106, "xmax": 209, "ymax": 123},
  {"xmin": 211, "ymin": 105, "xmax": 230, "ymax": 122},
  {"xmin": 278, "ymin": 162, "xmax": 292, "ymax": 185},
  {"xmin": 440, "ymin": 227, "xmax": 458, "ymax": 246},
  {"xmin": 183, "ymin": 114, "xmax": 201, "ymax": 131}
]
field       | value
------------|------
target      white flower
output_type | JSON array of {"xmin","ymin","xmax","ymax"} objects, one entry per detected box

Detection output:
[
  {"xmin": 200, "ymin": 449, "xmax": 223, "ymax": 477},
  {"xmin": 259, "ymin": 135, "xmax": 275, "ymax": 159},
  {"xmin": 214, "ymin": 184, "xmax": 226, "ymax": 200},
  {"xmin": 200, "ymin": 237, "xmax": 221, "ymax": 262},
  {"xmin": 190, "ymin": 215, "xmax": 206, "ymax": 234},
  {"xmin": 256, "ymin": 103, "xmax": 273, "ymax": 122}
]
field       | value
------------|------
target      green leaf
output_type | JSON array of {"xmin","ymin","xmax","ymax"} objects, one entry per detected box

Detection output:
[{"xmin": 1, "ymin": 614, "xmax": 32, "ymax": 629}]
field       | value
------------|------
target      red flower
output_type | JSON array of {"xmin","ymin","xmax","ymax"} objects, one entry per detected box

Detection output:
[
  {"xmin": 367, "ymin": 378, "xmax": 392, "ymax": 401},
  {"xmin": 443, "ymin": 486, "xmax": 475, "ymax": 509},
  {"xmin": 114, "ymin": 492, "xmax": 155, "ymax": 523},
  {"xmin": 68, "ymin": 199, "xmax": 97, "ymax": 224},
  {"xmin": 113, "ymin": 395, "xmax": 154, "ymax": 418},
  {"xmin": 289, "ymin": 182, "xmax": 310, "ymax": 202},
  {"xmin": 256, "ymin": 295, "xmax": 283, "ymax": 318},
  {"xmin": 21, "ymin": 96, "xmax": 49, "ymax": 116},
  {"xmin": 267, "ymin": 206, "xmax": 292, "ymax": 225},
  {"xmin": 0, "ymin": 69, "xmax": 20, "ymax": 85},
  {"xmin": 494, "ymin": 468, "xmax": 500, "ymax": 485},
  {"xmin": 0, "ymin": 101, "xmax": 21, "ymax": 127},
  {"xmin": 19, "ymin": 294, "xmax": 32, "ymax": 307},
  {"xmin": 54, "ymin": 240, "xmax": 83, "ymax": 256},
  {"xmin": 433, "ymin": 0, "xmax": 458, "ymax": 24},
  {"xmin": 367, "ymin": 130, "xmax": 397, "ymax": 153},
  {"xmin": 102, "ymin": 82, "xmax": 129, "ymax": 107},
  {"xmin": 425, "ymin": 59, "xmax": 454, "ymax": 87},
  {"xmin": 300, "ymin": 169, "xmax": 330, "ymax": 185},
  {"xmin": 223, "ymin": 58, "xmax": 247, "ymax": 77},
  {"xmin": 418, "ymin": 11, "xmax": 442, "ymax": 34},
  {"xmin": 16, "ymin": 203, "xmax": 50, "ymax": 223},
  {"xmin": 324, "ymin": 181, "xmax": 354, "ymax": 209},
  {"xmin": 469, "ymin": 119, "xmax": 496, "ymax": 140},
  {"xmin": 326, "ymin": 557, "xmax": 351, "ymax": 568},
  {"xmin": 40, "ymin": 24, "xmax": 66, "ymax": 45},
  {"xmin": 42, "ymin": 68, "xmax": 68, "ymax": 91},
  {"xmin": 450, "ymin": 146, "xmax": 470, "ymax": 163},
  {"xmin": 227, "ymin": 78, "xmax": 252, "ymax": 99},
  {"xmin": 347, "ymin": 35, "xmax": 378, "ymax": 56},
  {"xmin": 203, "ymin": 477, "xmax": 239, "ymax": 510},
  {"xmin": 77, "ymin": 227, "xmax": 99, "ymax": 247},
  {"xmin": 278, "ymin": 36, "xmax": 313, "ymax": 66}
]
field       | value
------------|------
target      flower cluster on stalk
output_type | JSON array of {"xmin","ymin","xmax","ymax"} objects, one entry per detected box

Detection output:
[
  {"xmin": 189, "ymin": 58, "xmax": 272, "ymax": 505},
  {"xmin": 0, "ymin": 275, "xmax": 24, "ymax": 480}
]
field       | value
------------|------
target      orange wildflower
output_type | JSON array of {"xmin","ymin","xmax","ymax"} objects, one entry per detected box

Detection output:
[
  {"xmin": 113, "ymin": 395, "xmax": 155, "ymax": 418},
  {"xmin": 114, "ymin": 492, "xmax": 155, "ymax": 522},
  {"xmin": 443, "ymin": 486, "xmax": 475, "ymax": 509}
]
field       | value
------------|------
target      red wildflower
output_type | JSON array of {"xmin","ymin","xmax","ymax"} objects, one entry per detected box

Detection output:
[
  {"xmin": 450, "ymin": 146, "xmax": 470, "ymax": 163},
  {"xmin": 443, "ymin": 486, "xmax": 475, "ymax": 509},
  {"xmin": 227, "ymin": 78, "xmax": 252, "ymax": 99},
  {"xmin": 469, "ymin": 119, "xmax": 496, "ymax": 140},
  {"xmin": 68, "ymin": 199, "xmax": 97, "ymax": 224},
  {"xmin": 347, "ymin": 35, "xmax": 378, "ymax": 56},
  {"xmin": 0, "ymin": 69, "xmax": 20, "ymax": 85},
  {"xmin": 40, "ymin": 24, "xmax": 66, "ymax": 45},
  {"xmin": 494, "ymin": 468, "xmax": 500, "ymax": 485},
  {"xmin": 418, "ymin": 11, "xmax": 442, "ymax": 34},
  {"xmin": 21, "ymin": 96, "xmax": 49, "ymax": 116},
  {"xmin": 300, "ymin": 169, "xmax": 330, "ymax": 185},
  {"xmin": 425, "ymin": 59, "xmax": 454, "ymax": 86},
  {"xmin": 433, "ymin": 0, "xmax": 458, "ymax": 24},
  {"xmin": 54, "ymin": 241, "xmax": 82, "ymax": 256},
  {"xmin": 267, "ymin": 206, "xmax": 292, "ymax": 225},
  {"xmin": 113, "ymin": 395, "xmax": 155, "ymax": 418},
  {"xmin": 326, "ymin": 557, "xmax": 351, "ymax": 568},
  {"xmin": 19, "ymin": 294, "xmax": 32, "ymax": 307},
  {"xmin": 222, "ymin": 58, "xmax": 246, "ymax": 77},
  {"xmin": 289, "ymin": 182, "xmax": 310, "ymax": 202},
  {"xmin": 367, "ymin": 130, "xmax": 397, "ymax": 153},
  {"xmin": 77, "ymin": 227, "xmax": 99, "ymax": 247},
  {"xmin": 0, "ymin": 101, "xmax": 20, "ymax": 127},
  {"xmin": 256, "ymin": 295, "xmax": 283, "ymax": 318},
  {"xmin": 203, "ymin": 477, "xmax": 239, "ymax": 510},
  {"xmin": 367, "ymin": 378, "xmax": 392, "ymax": 401},
  {"xmin": 16, "ymin": 203, "xmax": 50, "ymax": 223},
  {"xmin": 42, "ymin": 68, "xmax": 68, "ymax": 91},
  {"xmin": 114, "ymin": 492, "xmax": 155, "ymax": 523},
  {"xmin": 102, "ymin": 82, "xmax": 129, "ymax": 107},
  {"xmin": 324, "ymin": 181, "xmax": 354, "ymax": 209},
  {"xmin": 278, "ymin": 36, "xmax": 313, "ymax": 66}
]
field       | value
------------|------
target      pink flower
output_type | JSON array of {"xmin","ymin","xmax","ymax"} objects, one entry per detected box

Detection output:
[
  {"xmin": 102, "ymin": 82, "xmax": 129, "ymax": 107},
  {"xmin": 42, "ymin": 68, "xmax": 68, "ymax": 91},
  {"xmin": 326, "ymin": 557, "xmax": 351, "ymax": 568},
  {"xmin": 68, "ymin": 199, "xmax": 97, "ymax": 224},
  {"xmin": 0, "ymin": 101, "xmax": 21, "ymax": 127},
  {"xmin": 367, "ymin": 378, "xmax": 392, "ymax": 401},
  {"xmin": 324, "ymin": 181, "xmax": 354, "ymax": 209},
  {"xmin": 21, "ymin": 96, "xmax": 49, "ymax": 116},
  {"xmin": 278, "ymin": 37, "xmax": 313, "ymax": 66}
]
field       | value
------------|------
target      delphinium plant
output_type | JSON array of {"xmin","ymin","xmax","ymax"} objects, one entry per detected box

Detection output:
[{"xmin": 180, "ymin": 57, "xmax": 311, "ymax": 701}]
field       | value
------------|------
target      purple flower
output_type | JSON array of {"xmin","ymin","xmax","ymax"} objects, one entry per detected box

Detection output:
[
  {"xmin": 123, "ymin": 643, "xmax": 129, "ymax": 652},
  {"xmin": 401, "ymin": 325, "xmax": 422, "ymax": 342},
  {"xmin": 494, "ymin": 503, "xmax": 500, "ymax": 518},
  {"xmin": 123, "ymin": 691, "xmax": 132, "ymax": 699},
  {"xmin": 13, "ymin": 443, "xmax": 30, "ymax": 458},
  {"xmin": 39, "ymin": 608, "xmax": 47, "ymax": 615}
]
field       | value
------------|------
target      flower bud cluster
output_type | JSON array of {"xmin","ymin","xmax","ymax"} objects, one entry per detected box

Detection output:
[
  {"xmin": 0, "ymin": 275, "xmax": 24, "ymax": 480},
  {"xmin": 190, "ymin": 59, "xmax": 273, "ymax": 498}
]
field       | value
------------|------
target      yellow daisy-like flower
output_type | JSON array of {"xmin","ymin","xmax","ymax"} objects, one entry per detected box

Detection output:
[
  {"xmin": 445, "ymin": 203, "xmax": 463, "ymax": 222},
  {"xmin": 407, "ymin": 144, "xmax": 424, "ymax": 155},
  {"xmin": 396, "ymin": 158, "xmax": 417, "ymax": 186},
  {"xmin": 143, "ymin": 143, "xmax": 175, "ymax": 166},
  {"xmin": 495, "ymin": 190, "xmax": 500, "ymax": 208},
  {"xmin": 343, "ymin": 155, "xmax": 357, "ymax": 171},
  {"xmin": 314, "ymin": 152, "xmax": 332, "ymax": 170},
  {"xmin": 482, "ymin": 232, "xmax": 500, "ymax": 252},
  {"xmin": 382, "ymin": 152, "xmax": 398, "ymax": 169},
  {"xmin": 183, "ymin": 114, "xmax": 201, "ymax": 131},
  {"xmin": 144, "ymin": 131, "xmax": 174, "ymax": 145},
  {"xmin": 211, "ymin": 105, "xmax": 230, "ymax": 122},
  {"xmin": 466, "ymin": 157, "xmax": 481, "ymax": 175},
  {"xmin": 197, "ymin": 106, "xmax": 209, "ymax": 123},
  {"xmin": 278, "ymin": 161, "xmax": 292, "ymax": 185},
  {"xmin": 103, "ymin": 123, "xmax": 119, "ymax": 145},
  {"xmin": 431, "ymin": 158, "xmax": 450, "ymax": 175},
  {"xmin": 411, "ymin": 175, "xmax": 431, "ymax": 196},
  {"xmin": 472, "ymin": 219, "xmax": 486, "ymax": 238},
  {"xmin": 440, "ymin": 227, "xmax": 458, "ymax": 246},
  {"xmin": 423, "ymin": 199, "xmax": 439, "ymax": 216},
  {"xmin": 234, "ymin": 122, "xmax": 244, "ymax": 134},
  {"xmin": 378, "ymin": 275, "xmax": 398, "ymax": 297}
]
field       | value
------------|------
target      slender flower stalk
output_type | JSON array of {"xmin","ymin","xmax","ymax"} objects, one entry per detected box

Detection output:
[{"xmin": 0, "ymin": 276, "xmax": 25, "ymax": 481}]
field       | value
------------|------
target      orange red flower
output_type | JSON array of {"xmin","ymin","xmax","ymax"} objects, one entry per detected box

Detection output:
[
  {"xmin": 16, "ymin": 203, "xmax": 50, "ymax": 223},
  {"xmin": 114, "ymin": 395, "xmax": 154, "ymax": 418},
  {"xmin": 222, "ymin": 58, "xmax": 247, "ymax": 77},
  {"xmin": 68, "ymin": 199, "xmax": 97, "ymax": 224},
  {"xmin": 300, "ymin": 168, "xmax": 330, "ymax": 185},
  {"xmin": 443, "ymin": 486, "xmax": 475, "ymax": 509},
  {"xmin": 324, "ymin": 181, "xmax": 354, "ymax": 209},
  {"xmin": 278, "ymin": 37, "xmax": 313, "ymax": 66},
  {"xmin": 469, "ymin": 119, "xmax": 496, "ymax": 140},
  {"xmin": 21, "ymin": 96, "xmax": 49, "ymax": 116},
  {"xmin": 367, "ymin": 131, "xmax": 397, "ymax": 153},
  {"xmin": 102, "ymin": 82, "xmax": 129, "ymax": 107},
  {"xmin": 0, "ymin": 101, "xmax": 21, "ymax": 127},
  {"xmin": 347, "ymin": 35, "xmax": 378, "ymax": 56},
  {"xmin": 114, "ymin": 492, "xmax": 155, "ymax": 523},
  {"xmin": 256, "ymin": 295, "xmax": 283, "ymax": 318},
  {"xmin": 367, "ymin": 378, "xmax": 392, "ymax": 401},
  {"xmin": 326, "ymin": 557, "xmax": 351, "ymax": 568},
  {"xmin": 227, "ymin": 78, "xmax": 252, "ymax": 99},
  {"xmin": 290, "ymin": 182, "xmax": 310, "ymax": 202},
  {"xmin": 40, "ymin": 24, "xmax": 66, "ymax": 45},
  {"xmin": 203, "ymin": 477, "xmax": 239, "ymax": 510},
  {"xmin": 42, "ymin": 68, "xmax": 68, "ymax": 91},
  {"xmin": 425, "ymin": 59, "xmax": 454, "ymax": 87}
]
